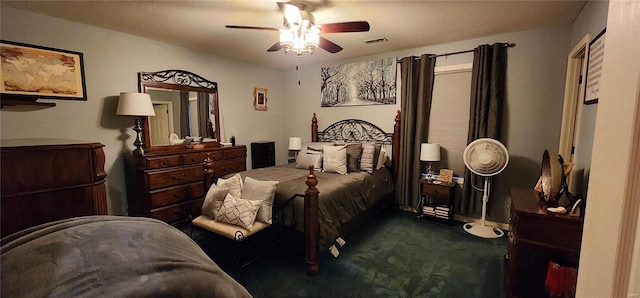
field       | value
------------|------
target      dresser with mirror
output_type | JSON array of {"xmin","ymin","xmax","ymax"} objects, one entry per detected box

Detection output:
[{"xmin": 123, "ymin": 70, "xmax": 246, "ymax": 225}]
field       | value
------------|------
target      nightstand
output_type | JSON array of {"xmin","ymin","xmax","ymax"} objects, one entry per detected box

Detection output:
[{"xmin": 418, "ymin": 179, "xmax": 456, "ymax": 224}]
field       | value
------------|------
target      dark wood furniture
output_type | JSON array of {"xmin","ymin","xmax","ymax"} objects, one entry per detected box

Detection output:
[
  {"xmin": 124, "ymin": 145, "xmax": 246, "ymax": 225},
  {"xmin": 505, "ymin": 187, "xmax": 584, "ymax": 298},
  {"xmin": 418, "ymin": 179, "xmax": 456, "ymax": 224},
  {"xmin": 251, "ymin": 141, "xmax": 275, "ymax": 169},
  {"xmin": 1, "ymin": 139, "xmax": 107, "ymax": 237}
]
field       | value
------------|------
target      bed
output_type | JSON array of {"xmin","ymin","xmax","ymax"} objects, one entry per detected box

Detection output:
[
  {"xmin": 203, "ymin": 112, "xmax": 401, "ymax": 274},
  {"xmin": 0, "ymin": 216, "xmax": 251, "ymax": 297}
]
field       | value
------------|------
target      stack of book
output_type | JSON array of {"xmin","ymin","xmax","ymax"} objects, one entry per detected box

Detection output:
[{"xmin": 422, "ymin": 205, "xmax": 450, "ymax": 220}]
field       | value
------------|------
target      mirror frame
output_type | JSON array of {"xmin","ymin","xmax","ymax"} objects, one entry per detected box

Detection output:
[{"xmin": 138, "ymin": 70, "xmax": 221, "ymax": 154}]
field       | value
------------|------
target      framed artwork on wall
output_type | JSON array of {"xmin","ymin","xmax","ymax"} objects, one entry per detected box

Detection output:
[
  {"xmin": 0, "ymin": 40, "xmax": 87, "ymax": 101},
  {"xmin": 320, "ymin": 57, "xmax": 397, "ymax": 107},
  {"xmin": 253, "ymin": 87, "xmax": 267, "ymax": 111},
  {"xmin": 584, "ymin": 28, "xmax": 606, "ymax": 105}
]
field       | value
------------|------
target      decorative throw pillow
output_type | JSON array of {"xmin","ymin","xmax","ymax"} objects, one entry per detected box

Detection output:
[
  {"xmin": 201, "ymin": 184, "xmax": 230, "ymax": 219},
  {"xmin": 301, "ymin": 142, "xmax": 333, "ymax": 155},
  {"xmin": 344, "ymin": 143, "xmax": 363, "ymax": 172},
  {"xmin": 322, "ymin": 145, "xmax": 347, "ymax": 174},
  {"xmin": 216, "ymin": 173, "xmax": 243, "ymax": 199},
  {"xmin": 215, "ymin": 196, "xmax": 261, "ymax": 230},
  {"xmin": 360, "ymin": 143, "xmax": 377, "ymax": 173},
  {"xmin": 295, "ymin": 152, "xmax": 323, "ymax": 171},
  {"xmin": 376, "ymin": 147, "xmax": 389, "ymax": 170},
  {"xmin": 241, "ymin": 177, "xmax": 279, "ymax": 224}
]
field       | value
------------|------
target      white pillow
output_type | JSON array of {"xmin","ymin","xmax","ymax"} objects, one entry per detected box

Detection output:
[
  {"xmin": 216, "ymin": 173, "xmax": 243, "ymax": 199},
  {"xmin": 201, "ymin": 184, "xmax": 230, "ymax": 219},
  {"xmin": 215, "ymin": 196, "xmax": 261, "ymax": 230},
  {"xmin": 322, "ymin": 145, "xmax": 347, "ymax": 174},
  {"xmin": 301, "ymin": 142, "xmax": 333, "ymax": 154},
  {"xmin": 295, "ymin": 152, "xmax": 323, "ymax": 171},
  {"xmin": 376, "ymin": 147, "xmax": 389, "ymax": 170},
  {"xmin": 241, "ymin": 177, "xmax": 279, "ymax": 224}
]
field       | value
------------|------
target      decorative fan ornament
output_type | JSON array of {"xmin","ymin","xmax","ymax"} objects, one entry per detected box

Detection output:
[
  {"xmin": 541, "ymin": 150, "xmax": 563, "ymax": 204},
  {"xmin": 462, "ymin": 138, "xmax": 509, "ymax": 239}
]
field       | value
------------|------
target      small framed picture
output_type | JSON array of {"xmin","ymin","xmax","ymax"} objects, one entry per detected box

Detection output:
[
  {"xmin": 438, "ymin": 169, "xmax": 454, "ymax": 183},
  {"xmin": 253, "ymin": 87, "xmax": 267, "ymax": 111},
  {"xmin": 584, "ymin": 28, "xmax": 606, "ymax": 105}
]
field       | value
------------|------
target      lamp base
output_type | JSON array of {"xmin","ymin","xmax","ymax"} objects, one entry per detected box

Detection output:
[{"xmin": 132, "ymin": 116, "xmax": 146, "ymax": 155}]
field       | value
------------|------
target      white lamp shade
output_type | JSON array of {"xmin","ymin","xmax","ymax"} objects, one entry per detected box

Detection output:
[
  {"xmin": 116, "ymin": 92, "xmax": 156, "ymax": 116},
  {"xmin": 420, "ymin": 143, "xmax": 441, "ymax": 162},
  {"xmin": 288, "ymin": 137, "xmax": 302, "ymax": 150}
]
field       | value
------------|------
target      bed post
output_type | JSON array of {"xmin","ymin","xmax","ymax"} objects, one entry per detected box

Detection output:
[
  {"xmin": 311, "ymin": 113, "xmax": 318, "ymax": 142},
  {"xmin": 203, "ymin": 153, "xmax": 215, "ymax": 191},
  {"xmin": 304, "ymin": 165, "xmax": 320, "ymax": 275},
  {"xmin": 392, "ymin": 110, "xmax": 401, "ymax": 183}
]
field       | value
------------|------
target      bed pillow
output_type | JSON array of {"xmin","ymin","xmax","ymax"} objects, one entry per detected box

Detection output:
[
  {"xmin": 336, "ymin": 143, "xmax": 363, "ymax": 172},
  {"xmin": 361, "ymin": 143, "xmax": 377, "ymax": 173},
  {"xmin": 301, "ymin": 142, "xmax": 333, "ymax": 155},
  {"xmin": 215, "ymin": 196, "xmax": 261, "ymax": 230},
  {"xmin": 241, "ymin": 177, "xmax": 279, "ymax": 224},
  {"xmin": 295, "ymin": 152, "xmax": 323, "ymax": 171},
  {"xmin": 376, "ymin": 147, "xmax": 389, "ymax": 170},
  {"xmin": 216, "ymin": 173, "xmax": 243, "ymax": 199},
  {"xmin": 201, "ymin": 184, "xmax": 230, "ymax": 219},
  {"xmin": 322, "ymin": 145, "xmax": 347, "ymax": 174}
]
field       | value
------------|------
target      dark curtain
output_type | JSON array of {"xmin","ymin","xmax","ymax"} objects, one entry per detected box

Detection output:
[
  {"xmin": 396, "ymin": 54, "xmax": 437, "ymax": 208},
  {"xmin": 179, "ymin": 91, "xmax": 190, "ymax": 137},
  {"xmin": 197, "ymin": 93, "xmax": 209, "ymax": 137},
  {"xmin": 460, "ymin": 43, "xmax": 507, "ymax": 214}
]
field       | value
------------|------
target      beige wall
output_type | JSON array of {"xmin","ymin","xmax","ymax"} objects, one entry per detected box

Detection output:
[{"xmin": 0, "ymin": 6, "xmax": 287, "ymax": 215}]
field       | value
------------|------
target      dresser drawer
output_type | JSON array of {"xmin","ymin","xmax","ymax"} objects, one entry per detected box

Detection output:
[
  {"xmin": 146, "ymin": 166, "xmax": 203, "ymax": 190},
  {"xmin": 182, "ymin": 152, "xmax": 211, "ymax": 165},
  {"xmin": 422, "ymin": 183, "xmax": 452, "ymax": 198},
  {"xmin": 150, "ymin": 198, "xmax": 204, "ymax": 224},
  {"xmin": 213, "ymin": 159, "xmax": 246, "ymax": 177},
  {"xmin": 149, "ymin": 182, "xmax": 204, "ymax": 209},
  {"xmin": 223, "ymin": 148, "xmax": 246, "ymax": 160},
  {"xmin": 146, "ymin": 156, "xmax": 181, "ymax": 169}
]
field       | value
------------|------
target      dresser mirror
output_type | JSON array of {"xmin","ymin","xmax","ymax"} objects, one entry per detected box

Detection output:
[{"xmin": 138, "ymin": 70, "xmax": 221, "ymax": 153}]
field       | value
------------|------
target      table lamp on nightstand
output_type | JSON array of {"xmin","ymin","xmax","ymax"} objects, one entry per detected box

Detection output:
[
  {"xmin": 288, "ymin": 137, "xmax": 302, "ymax": 162},
  {"xmin": 117, "ymin": 92, "xmax": 156, "ymax": 156},
  {"xmin": 420, "ymin": 143, "xmax": 440, "ymax": 181}
]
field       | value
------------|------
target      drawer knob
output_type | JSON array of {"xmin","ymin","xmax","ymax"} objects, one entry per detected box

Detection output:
[
  {"xmin": 162, "ymin": 161, "xmax": 168, "ymax": 166},
  {"xmin": 173, "ymin": 190, "xmax": 186, "ymax": 198},
  {"xmin": 191, "ymin": 157, "xmax": 196, "ymax": 162},
  {"xmin": 172, "ymin": 173, "xmax": 186, "ymax": 180}
]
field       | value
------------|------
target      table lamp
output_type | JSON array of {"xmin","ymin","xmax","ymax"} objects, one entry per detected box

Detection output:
[
  {"xmin": 288, "ymin": 137, "xmax": 302, "ymax": 161},
  {"xmin": 420, "ymin": 143, "xmax": 440, "ymax": 181},
  {"xmin": 117, "ymin": 92, "xmax": 156, "ymax": 155}
]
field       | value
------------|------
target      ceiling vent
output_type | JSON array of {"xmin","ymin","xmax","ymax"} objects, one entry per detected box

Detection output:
[{"xmin": 364, "ymin": 37, "xmax": 388, "ymax": 44}]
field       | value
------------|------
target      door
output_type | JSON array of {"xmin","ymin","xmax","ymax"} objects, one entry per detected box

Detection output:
[{"xmin": 150, "ymin": 103, "xmax": 171, "ymax": 145}]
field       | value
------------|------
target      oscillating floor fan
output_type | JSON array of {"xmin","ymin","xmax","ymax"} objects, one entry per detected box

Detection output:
[{"xmin": 462, "ymin": 138, "xmax": 509, "ymax": 239}]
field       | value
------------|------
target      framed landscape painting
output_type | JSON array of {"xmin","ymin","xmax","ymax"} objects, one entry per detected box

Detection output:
[
  {"xmin": 0, "ymin": 40, "xmax": 87, "ymax": 100},
  {"xmin": 321, "ymin": 57, "xmax": 397, "ymax": 107}
]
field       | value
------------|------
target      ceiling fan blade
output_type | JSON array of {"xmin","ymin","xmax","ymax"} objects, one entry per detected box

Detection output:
[
  {"xmin": 225, "ymin": 25, "xmax": 279, "ymax": 31},
  {"xmin": 319, "ymin": 37, "xmax": 343, "ymax": 53},
  {"xmin": 267, "ymin": 42, "xmax": 283, "ymax": 52},
  {"xmin": 319, "ymin": 21, "xmax": 370, "ymax": 33}
]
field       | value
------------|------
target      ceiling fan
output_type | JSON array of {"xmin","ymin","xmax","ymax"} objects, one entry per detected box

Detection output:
[{"xmin": 225, "ymin": 1, "xmax": 370, "ymax": 57}]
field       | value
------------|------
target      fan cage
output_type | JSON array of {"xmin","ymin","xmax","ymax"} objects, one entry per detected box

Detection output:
[{"xmin": 463, "ymin": 138, "xmax": 509, "ymax": 177}]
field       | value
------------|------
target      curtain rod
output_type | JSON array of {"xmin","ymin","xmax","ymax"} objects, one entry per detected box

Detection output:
[{"xmin": 397, "ymin": 42, "xmax": 516, "ymax": 63}]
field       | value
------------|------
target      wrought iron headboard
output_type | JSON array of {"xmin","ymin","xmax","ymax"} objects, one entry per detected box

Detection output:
[{"xmin": 316, "ymin": 119, "xmax": 393, "ymax": 143}]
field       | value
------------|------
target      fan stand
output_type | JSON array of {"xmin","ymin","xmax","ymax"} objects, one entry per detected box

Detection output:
[{"xmin": 463, "ymin": 178, "xmax": 505, "ymax": 239}]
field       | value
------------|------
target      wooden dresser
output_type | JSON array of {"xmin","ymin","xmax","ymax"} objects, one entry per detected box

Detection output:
[
  {"xmin": 251, "ymin": 141, "xmax": 275, "ymax": 169},
  {"xmin": 124, "ymin": 145, "xmax": 246, "ymax": 225},
  {"xmin": 505, "ymin": 187, "xmax": 584, "ymax": 298},
  {"xmin": 1, "ymin": 139, "xmax": 108, "ymax": 237}
]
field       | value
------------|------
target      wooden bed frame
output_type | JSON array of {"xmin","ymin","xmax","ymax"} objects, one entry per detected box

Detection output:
[{"xmin": 204, "ymin": 111, "xmax": 401, "ymax": 275}]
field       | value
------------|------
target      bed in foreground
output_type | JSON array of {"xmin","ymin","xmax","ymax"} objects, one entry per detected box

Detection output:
[{"xmin": 1, "ymin": 216, "xmax": 251, "ymax": 297}]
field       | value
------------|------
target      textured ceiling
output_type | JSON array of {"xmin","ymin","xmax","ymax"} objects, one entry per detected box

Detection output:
[{"xmin": 2, "ymin": 0, "xmax": 586, "ymax": 69}]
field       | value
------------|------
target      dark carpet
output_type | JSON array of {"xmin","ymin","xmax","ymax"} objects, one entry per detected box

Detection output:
[{"xmin": 181, "ymin": 210, "xmax": 506, "ymax": 298}]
